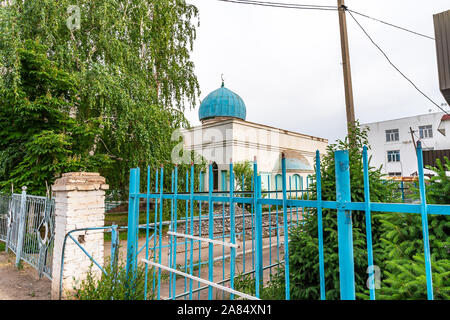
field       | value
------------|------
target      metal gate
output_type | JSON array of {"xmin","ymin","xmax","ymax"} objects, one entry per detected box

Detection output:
[
  {"xmin": 0, "ymin": 188, "xmax": 55, "ymax": 280},
  {"xmin": 126, "ymin": 142, "xmax": 450, "ymax": 300}
]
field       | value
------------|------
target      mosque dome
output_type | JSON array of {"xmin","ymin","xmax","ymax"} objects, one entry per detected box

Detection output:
[{"xmin": 199, "ymin": 81, "xmax": 247, "ymax": 122}]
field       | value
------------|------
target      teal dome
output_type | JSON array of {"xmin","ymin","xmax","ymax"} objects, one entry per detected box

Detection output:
[{"xmin": 199, "ymin": 83, "xmax": 246, "ymax": 121}]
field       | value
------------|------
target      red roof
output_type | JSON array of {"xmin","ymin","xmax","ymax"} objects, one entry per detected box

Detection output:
[{"xmin": 442, "ymin": 114, "xmax": 450, "ymax": 121}]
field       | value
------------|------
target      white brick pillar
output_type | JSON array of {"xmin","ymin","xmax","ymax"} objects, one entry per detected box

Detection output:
[{"xmin": 51, "ymin": 172, "xmax": 109, "ymax": 299}]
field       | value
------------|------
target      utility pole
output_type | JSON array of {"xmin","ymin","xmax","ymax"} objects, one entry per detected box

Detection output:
[
  {"xmin": 409, "ymin": 127, "xmax": 417, "ymax": 155},
  {"xmin": 337, "ymin": 0, "xmax": 356, "ymax": 136}
]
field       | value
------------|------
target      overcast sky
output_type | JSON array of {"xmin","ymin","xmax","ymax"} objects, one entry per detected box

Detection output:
[{"xmin": 183, "ymin": 0, "xmax": 449, "ymax": 143}]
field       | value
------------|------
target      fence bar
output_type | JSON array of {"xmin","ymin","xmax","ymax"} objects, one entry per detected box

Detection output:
[
  {"xmin": 188, "ymin": 164, "xmax": 195, "ymax": 300},
  {"xmin": 168, "ymin": 169, "xmax": 174, "ymax": 299},
  {"xmin": 171, "ymin": 166, "xmax": 179, "ymax": 300},
  {"xmin": 316, "ymin": 150, "xmax": 326, "ymax": 300},
  {"xmin": 363, "ymin": 146, "xmax": 376, "ymax": 300},
  {"xmin": 416, "ymin": 141, "xmax": 434, "ymax": 300},
  {"xmin": 255, "ymin": 175, "xmax": 263, "ymax": 298},
  {"xmin": 198, "ymin": 170, "xmax": 203, "ymax": 300},
  {"xmin": 157, "ymin": 165, "xmax": 164, "ymax": 300},
  {"xmin": 110, "ymin": 224, "xmax": 119, "ymax": 269},
  {"xmin": 281, "ymin": 154, "xmax": 290, "ymax": 300},
  {"xmin": 168, "ymin": 231, "xmax": 239, "ymax": 248},
  {"xmin": 335, "ymin": 150, "xmax": 356, "ymax": 300},
  {"xmin": 144, "ymin": 166, "xmax": 151, "ymax": 300},
  {"xmin": 152, "ymin": 169, "xmax": 159, "ymax": 296},
  {"xmin": 126, "ymin": 168, "xmax": 139, "ymax": 277},
  {"xmin": 229, "ymin": 162, "xmax": 236, "ymax": 300},
  {"xmin": 15, "ymin": 187, "xmax": 27, "ymax": 266},
  {"xmin": 208, "ymin": 163, "xmax": 214, "ymax": 300},
  {"xmin": 142, "ymin": 259, "xmax": 260, "ymax": 300}
]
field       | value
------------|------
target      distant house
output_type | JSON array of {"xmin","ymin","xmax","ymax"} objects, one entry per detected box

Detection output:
[
  {"xmin": 362, "ymin": 112, "xmax": 450, "ymax": 177},
  {"xmin": 181, "ymin": 81, "xmax": 328, "ymax": 191}
]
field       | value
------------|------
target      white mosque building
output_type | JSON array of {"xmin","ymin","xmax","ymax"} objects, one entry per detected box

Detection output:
[{"xmin": 181, "ymin": 81, "xmax": 328, "ymax": 192}]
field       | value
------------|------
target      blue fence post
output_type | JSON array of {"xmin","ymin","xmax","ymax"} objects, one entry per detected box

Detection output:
[
  {"xmin": 334, "ymin": 150, "xmax": 356, "ymax": 300},
  {"xmin": 171, "ymin": 165, "xmax": 179, "ymax": 300},
  {"xmin": 157, "ymin": 165, "xmax": 164, "ymax": 300},
  {"xmin": 208, "ymin": 162, "xmax": 214, "ymax": 300},
  {"xmin": 363, "ymin": 146, "xmax": 376, "ymax": 300},
  {"xmin": 126, "ymin": 168, "xmax": 140, "ymax": 277},
  {"xmin": 315, "ymin": 151, "xmax": 326, "ymax": 300},
  {"xmin": 229, "ymin": 161, "xmax": 236, "ymax": 300},
  {"xmin": 416, "ymin": 141, "xmax": 434, "ymax": 300},
  {"xmin": 400, "ymin": 180, "xmax": 405, "ymax": 203},
  {"xmin": 110, "ymin": 224, "xmax": 119, "ymax": 269},
  {"xmin": 281, "ymin": 154, "xmax": 290, "ymax": 300},
  {"xmin": 15, "ymin": 186, "xmax": 27, "ymax": 267},
  {"xmin": 255, "ymin": 175, "xmax": 263, "ymax": 298},
  {"xmin": 188, "ymin": 163, "xmax": 195, "ymax": 300}
]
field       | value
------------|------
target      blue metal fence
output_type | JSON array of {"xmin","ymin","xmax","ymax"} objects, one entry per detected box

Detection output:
[{"xmin": 126, "ymin": 141, "xmax": 450, "ymax": 300}]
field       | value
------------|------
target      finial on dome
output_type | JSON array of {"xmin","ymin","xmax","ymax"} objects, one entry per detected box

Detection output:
[{"xmin": 221, "ymin": 74, "xmax": 224, "ymax": 87}]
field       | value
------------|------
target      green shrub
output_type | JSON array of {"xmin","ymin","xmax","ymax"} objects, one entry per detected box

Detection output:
[
  {"xmin": 71, "ymin": 256, "xmax": 154, "ymax": 300},
  {"xmin": 262, "ymin": 123, "xmax": 398, "ymax": 300},
  {"xmin": 378, "ymin": 157, "xmax": 450, "ymax": 299}
]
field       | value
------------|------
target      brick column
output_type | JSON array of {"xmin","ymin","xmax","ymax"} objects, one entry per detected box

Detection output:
[{"xmin": 51, "ymin": 172, "xmax": 109, "ymax": 300}]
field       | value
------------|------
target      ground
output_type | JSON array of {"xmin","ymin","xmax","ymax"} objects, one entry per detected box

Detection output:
[{"xmin": 0, "ymin": 251, "xmax": 51, "ymax": 300}]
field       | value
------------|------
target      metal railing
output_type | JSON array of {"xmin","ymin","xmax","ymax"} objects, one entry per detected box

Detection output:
[
  {"xmin": 0, "ymin": 188, "xmax": 55, "ymax": 280},
  {"xmin": 126, "ymin": 141, "xmax": 450, "ymax": 300}
]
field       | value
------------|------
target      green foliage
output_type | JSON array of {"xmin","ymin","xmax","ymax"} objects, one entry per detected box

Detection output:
[
  {"xmin": 233, "ymin": 161, "xmax": 254, "ymax": 191},
  {"xmin": 72, "ymin": 258, "xmax": 154, "ymax": 300},
  {"xmin": 234, "ymin": 269, "xmax": 285, "ymax": 300},
  {"xmin": 378, "ymin": 157, "xmax": 450, "ymax": 300},
  {"xmin": 0, "ymin": 1, "xmax": 200, "ymax": 196},
  {"xmin": 0, "ymin": 40, "xmax": 112, "ymax": 195}
]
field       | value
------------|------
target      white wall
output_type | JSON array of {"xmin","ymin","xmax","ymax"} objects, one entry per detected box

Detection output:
[
  {"xmin": 182, "ymin": 118, "xmax": 328, "ymax": 191},
  {"xmin": 363, "ymin": 112, "xmax": 450, "ymax": 177}
]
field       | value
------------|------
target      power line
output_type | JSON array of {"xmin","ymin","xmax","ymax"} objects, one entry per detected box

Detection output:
[
  {"xmin": 347, "ymin": 10, "xmax": 449, "ymax": 115},
  {"xmin": 215, "ymin": 0, "xmax": 338, "ymax": 11},
  {"xmin": 215, "ymin": 1, "xmax": 434, "ymax": 41},
  {"xmin": 348, "ymin": 9, "xmax": 435, "ymax": 41}
]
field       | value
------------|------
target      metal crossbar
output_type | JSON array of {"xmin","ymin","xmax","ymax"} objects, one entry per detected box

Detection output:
[
  {"xmin": 168, "ymin": 231, "xmax": 240, "ymax": 248},
  {"xmin": 142, "ymin": 259, "xmax": 259, "ymax": 300}
]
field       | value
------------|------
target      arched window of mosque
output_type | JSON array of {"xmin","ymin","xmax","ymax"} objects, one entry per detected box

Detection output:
[
  {"xmin": 212, "ymin": 162, "xmax": 219, "ymax": 191},
  {"xmin": 275, "ymin": 174, "xmax": 282, "ymax": 191},
  {"xmin": 293, "ymin": 174, "xmax": 302, "ymax": 191}
]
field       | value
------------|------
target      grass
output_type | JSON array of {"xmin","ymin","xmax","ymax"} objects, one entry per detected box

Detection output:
[{"xmin": 0, "ymin": 241, "xmax": 5, "ymax": 251}]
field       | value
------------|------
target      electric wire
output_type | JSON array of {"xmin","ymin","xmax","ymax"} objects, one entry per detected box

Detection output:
[
  {"xmin": 215, "ymin": 0, "xmax": 338, "ymax": 11},
  {"xmin": 347, "ymin": 10, "xmax": 449, "ymax": 115},
  {"xmin": 348, "ymin": 9, "xmax": 435, "ymax": 41}
]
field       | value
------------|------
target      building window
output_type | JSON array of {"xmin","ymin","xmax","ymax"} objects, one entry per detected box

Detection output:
[
  {"xmin": 387, "ymin": 150, "xmax": 400, "ymax": 162},
  {"xmin": 221, "ymin": 170, "xmax": 228, "ymax": 191},
  {"xmin": 385, "ymin": 129, "xmax": 399, "ymax": 142},
  {"xmin": 275, "ymin": 174, "xmax": 282, "ymax": 191},
  {"xmin": 419, "ymin": 125, "xmax": 433, "ymax": 139},
  {"xmin": 292, "ymin": 174, "xmax": 302, "ymax": 191},
  {"xmin": 388, "ymin": 172, "xmax": 402, "ymax": 177}
]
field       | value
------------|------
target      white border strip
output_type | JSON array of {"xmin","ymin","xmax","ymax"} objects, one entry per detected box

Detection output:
[
  {"xmin": 168, "ymin": 231, "xmax": 240, "ymax": 249},
  {"xmin": 142, "ymin": 259, "xmax": 259, "ymax": 301}
]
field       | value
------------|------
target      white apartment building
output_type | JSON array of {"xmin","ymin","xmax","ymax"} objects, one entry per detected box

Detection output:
[{"xmin": 362, "ymin": 112, "xmax": 450, "ymax": 177}]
